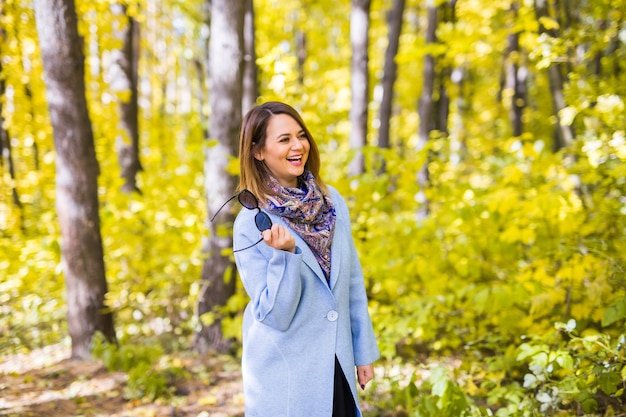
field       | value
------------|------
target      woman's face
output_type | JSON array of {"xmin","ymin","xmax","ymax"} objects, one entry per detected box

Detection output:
[{"xmin": 255, "ymin": 113, "xmax": 310, "ymax": 187}]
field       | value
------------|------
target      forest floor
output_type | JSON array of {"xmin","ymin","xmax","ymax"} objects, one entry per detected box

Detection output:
[
  {"xmin": 0, "ymin": 343, "xmax": 246, "ymax": 417},
  {"xmin": 0, "ymin": 342, "xmax": 390, "ymax": 417}
]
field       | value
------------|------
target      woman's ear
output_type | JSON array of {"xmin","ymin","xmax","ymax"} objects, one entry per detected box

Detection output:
[{"xmin": 252, "ymin": 142, "xmax": 263, "ymax": 161}]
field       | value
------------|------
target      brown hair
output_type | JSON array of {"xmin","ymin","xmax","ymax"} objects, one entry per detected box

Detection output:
[{"xmin": 238, "ymin": 101, "xmax": 326, "ymax": 201}]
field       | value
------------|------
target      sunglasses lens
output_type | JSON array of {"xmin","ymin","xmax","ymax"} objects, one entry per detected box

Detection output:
[
  {"xmin": 255, "ymin": 213, "xmax": 272, "ymax": 231},
  {"xmin": 238, "ymin": 190, "xmax": 258, "ymax": 209}
]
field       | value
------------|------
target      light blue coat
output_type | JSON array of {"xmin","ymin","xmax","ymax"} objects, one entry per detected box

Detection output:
[{"xmin": 233, "ymin": 186, "xmax": 380, "ymax": 417}]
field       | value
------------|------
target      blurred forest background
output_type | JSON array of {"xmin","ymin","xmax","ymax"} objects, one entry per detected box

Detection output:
[{"xmin": 1, "ymin": 0, "xmax": 625, "ymax": 415}]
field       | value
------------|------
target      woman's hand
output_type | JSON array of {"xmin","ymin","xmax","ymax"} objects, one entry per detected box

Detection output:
[
  {"xmin": 261, "ymin": 224, "xmax": 296, "ymax": 253},
  {"xmin": 357, "ymin": 364, "xmax": 374, "ymax": 389}
]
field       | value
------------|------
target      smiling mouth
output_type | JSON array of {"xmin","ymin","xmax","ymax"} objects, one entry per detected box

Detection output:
[{"xmin": 287, "ymin": 155, "xmax": 303, "ymax": 162}]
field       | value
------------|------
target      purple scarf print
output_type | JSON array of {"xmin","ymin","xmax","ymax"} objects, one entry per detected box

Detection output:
[{"xmin": 264, "ymin": 171, "xmax": 336, "ymax": 280}]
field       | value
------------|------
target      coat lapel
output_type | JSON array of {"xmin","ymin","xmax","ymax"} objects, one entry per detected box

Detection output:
[
  {"xmin": 266, "ymin": 207, "xmax": 346, "ymax": 290},
  {"xmin": 328, "ymin": 223, "xmax": 344, "ymax": 290},
  {"xmin": 266, "ymin": 212, "xmax": 326, "ymax": 283}
]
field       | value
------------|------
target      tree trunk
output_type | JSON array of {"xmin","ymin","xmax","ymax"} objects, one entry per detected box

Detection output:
[
  {"xmin": 546, "ymin": 65, "xmax": 574, "ymax": 150},
  {"xmin": 242, "ymin": 0, "xmax": 258, "ymax": 114},
  {"xmin": 0, "ymin": 58, "xmax": 23, "ymax": 218},
  {"xmin": 415, "ymin": 1, "xmax": 438, "ymax": 218},
  {"xmin": 194, "ymin": 3, "xmax": 210, "ymax": 149},
  {"xmin": 194, "ymin": 0, "xmax": 245, "ymax": 354},
  {"xmin": 111, "ymin": 3, "xmax": 142, "ymax": 194},
  {"xmin": 450, "ymin": 65, "xmax": 467, "ymax": 164},
  {"xmin": 436, "ymin": 67, "xmax": 450, "ymax": 134},
  {"xmin": 377, "ymin": 0, "xmax": 405, "ymax": 150},
  {"xmin": 295, "ymin": 30, "xmax": 307, "ymax": 86},
  {"xmin": 33, "ymin": 0, "xmax": 116, "ymax": 359},
  {"xmin": 348, "ymin": 0, "xmax": 371, "ymax": 177},
  {"xmin": 505, "ymin": 31, "xmax": 524, "ymax": 136},
  {"xmin": 500, "ymin": 1, "xmax": 527, "ymax": 137},
  {"xmin": 607, "ymin": 17, "xmax": 622, "ymax": 78},
  {"xmin": 534, "ymin": 0, "xmax": 574, "ymax": 151},
  {"xmin": 0, "ymin": 29, "xmax": 24, "ymax": 231},
  {"xmin": 434, "ymin": 0, "xmax": 455, "ymax": 136}
]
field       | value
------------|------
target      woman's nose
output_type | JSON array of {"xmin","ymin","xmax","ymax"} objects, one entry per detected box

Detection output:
[{"xmin": 290, "ymin": 137, "xmax": 303, "ymax": 149}]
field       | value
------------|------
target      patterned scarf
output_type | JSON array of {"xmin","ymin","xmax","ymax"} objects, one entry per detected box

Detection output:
[{"xmin": 264, "ymin": 171, "xmax": 336, "ymax": 280}]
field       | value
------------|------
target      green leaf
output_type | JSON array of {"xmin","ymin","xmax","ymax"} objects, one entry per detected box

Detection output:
[
  {"xmin": 555, "ymin": 352, "xmax": 574, "ymax": 371},
  {"xmin": 577, "ymin": 392, "xmax": 598, "ymax": 414},
  {"xmin": 598, "ymin": 372, "xmax": 621, "ymax": 395},
  {"xmin": 602, "ymin": 297, "xmax": 626, "ymax": 327},
  {"xmin": 430, "ymin": 367, "xmax": 450, "ymax": 398}
]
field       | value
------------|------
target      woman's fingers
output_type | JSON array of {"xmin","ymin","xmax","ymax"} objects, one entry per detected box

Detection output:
[
  {"xmin": 357, "ymin": 364, "xmax": 374, "ymax": 389},
  {"xmin": 262, "ymin": 225, "xmax": 295, "ymax": 252}
]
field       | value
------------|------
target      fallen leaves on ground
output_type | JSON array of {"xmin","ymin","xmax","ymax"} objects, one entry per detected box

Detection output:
[{"xmin": 0, "ymin": 343, "xmax": 244, "ymax": 417}]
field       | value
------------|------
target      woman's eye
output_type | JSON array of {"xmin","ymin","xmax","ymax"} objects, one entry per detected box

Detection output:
[{"xmin": 298, "ymin": 133, "xmax": 308, "ymax": 140}]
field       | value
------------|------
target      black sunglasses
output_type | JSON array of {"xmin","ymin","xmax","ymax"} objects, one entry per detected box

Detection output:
[{"xmin": 210, "ymin": 189, "xmax": 273, "ymax": 252}]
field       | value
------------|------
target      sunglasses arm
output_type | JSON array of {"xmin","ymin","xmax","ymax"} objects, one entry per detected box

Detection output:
[{"xmin": 210, "ymin": 193, "xmax": 239, "ymax": 222}]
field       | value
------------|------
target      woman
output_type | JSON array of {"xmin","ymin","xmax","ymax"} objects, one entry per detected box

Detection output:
[{"xmin": 232, "ymin": 101, "xmax": 379, "ymax": 417}]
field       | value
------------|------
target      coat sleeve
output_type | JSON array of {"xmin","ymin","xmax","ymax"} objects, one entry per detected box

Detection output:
[
  {"xmin": 331, "ymin": 188, "xmax": 380, "ymax": 366},
  {"xmin": 233, "ymin": 209, "xmax": 304, "ymax": 332}
]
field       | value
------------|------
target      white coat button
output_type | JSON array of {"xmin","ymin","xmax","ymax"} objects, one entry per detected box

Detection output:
[{"xmin": 327, "ymin": 310, "xmax": 338, "ymax": 322}]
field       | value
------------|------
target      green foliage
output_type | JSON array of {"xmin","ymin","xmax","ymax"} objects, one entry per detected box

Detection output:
[
  {"xmin": 98, "ymin": 139, "xmax": 206, "ymax": 345},
  {"xmin": 1, "ymin": 0, "xmax": 625, "ymax": 415},
  {"xmin": 340, "ymin": 91, "xmax": 625, "ymax": 415},
  {"xmin": 363, "ymin": 361, "xmax": 491, "ymax": 417},
  {"xmin": 603, "ymin": 297, "xmax": 626, "ymax": 328},
  {"xmin": 1, "ymin": 0, "xmax": 208, "ymax": 353},
  {"xmin": 416, "ymin": 367, "xmax": 475, "ymax": 417},
  {"xmin": 91, "ymin": 332, "xmax": 186, "ymax": 401},
  {"xmin": 372, "ymin": 60, "xmax": 623, "ymax": 417},
  {"xmin": 493, "ymin": 320, "xmax": 626, "ymax": 416},
  {"xmin": 0, "ymin": 232, "xmax": 64, "ymax": 353}
]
